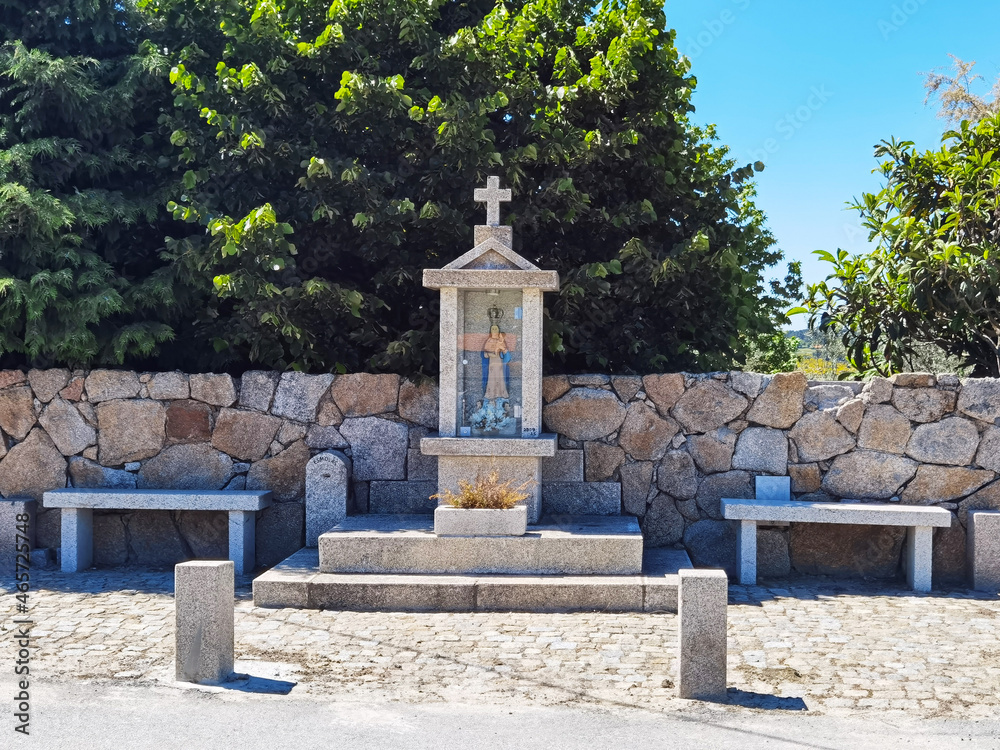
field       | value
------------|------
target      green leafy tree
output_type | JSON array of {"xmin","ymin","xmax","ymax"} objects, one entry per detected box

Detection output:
[
  {"xmin": 789, "ymin": 328, "xmax": 855, "ymax": 380},
  {"xmin": 0, "ymin": 0, "xmax": 200, "ymax": 368},
  {"xmin": 741, "ymin": 331, "xmax": 798, "ymax": 375},
  {"xmin": 147, "ymin": 0, "xmax": 798, "ymax": 374},
  {"xmin": 797, "ymin": 114, "xmax": 1000, "ymax": 376}
]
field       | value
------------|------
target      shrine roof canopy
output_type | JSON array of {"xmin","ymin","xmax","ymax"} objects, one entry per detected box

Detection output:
[
  {"xmin": 424, "ymin": 231, "xmax": 557, "ymax": 291},
  {"xmin": 443, "ymin": 237, "xmax": 539, "ymax": 272}
]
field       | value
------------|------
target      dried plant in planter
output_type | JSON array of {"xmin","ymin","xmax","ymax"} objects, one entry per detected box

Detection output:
[{"xmin": 432, "ymin": 469, "xmax": 532, "ymax": 510}]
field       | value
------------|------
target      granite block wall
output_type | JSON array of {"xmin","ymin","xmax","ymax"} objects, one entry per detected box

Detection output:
[
  {"xmin": 1, "ymin": 367, "xmax": 996, "ymax": 581},
  {"xmin": 0, "ymin": 368, "xmax": 437, "ymax": 569},
  {"xmin": 540, "ymin": 371, "xmax": 996, "ymax": 584}
]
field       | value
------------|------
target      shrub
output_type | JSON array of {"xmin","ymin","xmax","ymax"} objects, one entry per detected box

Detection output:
[{"xmin": 432, "ymin": 469, "xmax": 531, "ymax": 510}]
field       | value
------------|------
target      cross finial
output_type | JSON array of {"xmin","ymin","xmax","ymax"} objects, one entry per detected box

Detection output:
[{"xmin": 473, "ymin": 176, "xmax": 511, "ymax": 227}]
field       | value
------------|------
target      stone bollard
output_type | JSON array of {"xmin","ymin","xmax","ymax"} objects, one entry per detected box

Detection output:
[
  {"xmin": 305, "ymin": 451, "xmax": 351, "ymax": 547},
  {"xmin": 968, "ymin": 511, "xmax": 1000, "ymax": 592},
  {"xmin": 175, "ymin": 561, "xmax": 235, "ymax": 683},
  {"xmin": 677, "ymin": 568, "xmax": 728, "ymax": 701},
  {"xmin": 0, "ymin": 499, "xmax": 35, "ymax": 582}
]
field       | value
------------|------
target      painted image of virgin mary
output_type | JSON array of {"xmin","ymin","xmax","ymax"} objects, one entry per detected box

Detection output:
[{"xmin": 481, "ymin": 324, "xmax": 512, "ymax": 400}]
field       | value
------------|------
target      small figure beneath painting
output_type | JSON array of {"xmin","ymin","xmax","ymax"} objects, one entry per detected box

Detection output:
[
  {"xmin": 482, "ymin": 324, "xmax": 510, "ymax": 400},
  {"xmin": 471, "ymin": 315, "xmax": 514, "ymax": 432}
]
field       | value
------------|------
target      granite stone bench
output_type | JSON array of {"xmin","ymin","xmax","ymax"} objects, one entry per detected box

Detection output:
[
  {"xmin": 721, "ymin": 478, "xmax": 952, "ymax": 592},
  {"xmin": 43, "ymin": 489, "xmax": 273, "ymax": 575}
]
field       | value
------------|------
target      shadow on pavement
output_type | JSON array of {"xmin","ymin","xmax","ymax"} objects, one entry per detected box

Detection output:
[
  {"xmin": 223, "ymin": 674, "xmax": 298, "ymax": 695},
  {"xmin": 725, "ymin": 688, "xmax": 808, "ymax": 711}
]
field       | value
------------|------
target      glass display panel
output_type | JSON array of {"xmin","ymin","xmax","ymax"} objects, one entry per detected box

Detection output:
[{"xmin": 456, "ymin": 289, "xmax": 523, "ymax": 436}]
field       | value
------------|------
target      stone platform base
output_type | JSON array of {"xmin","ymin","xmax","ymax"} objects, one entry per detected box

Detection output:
[
  {"xmin": 253, "ymin": 546, "xmax": 692, "ymax": 613},
  {"xmin": 318, "ymin": 515, "xmax": 644, "ymax": 576}
]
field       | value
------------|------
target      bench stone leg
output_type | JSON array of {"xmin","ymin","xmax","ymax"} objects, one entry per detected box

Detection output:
[
  {"xmin": 905, "ymin": 525, "xmax": 933, "ymax": 592},
  {"xmin": 228, "ymin": 511, "xmax": 255, "ymax": 576},
  {"xmin": 61, "ymin": 508, "xmax": 93, "ymax": 572},
  {"xmin": 736, "ymin": 519, "xmax": 757, "ymax": 585}
]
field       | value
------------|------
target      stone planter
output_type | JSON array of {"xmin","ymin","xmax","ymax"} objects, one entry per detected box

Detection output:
[{"xmin": 433, "ymin": 505, "xmax": 528, "ymax": 537}]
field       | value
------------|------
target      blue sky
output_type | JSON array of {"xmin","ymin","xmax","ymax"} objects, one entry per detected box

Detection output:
[{"xmin": 662, "ymin": 0, "xmax": 1000, "ymax": 325}]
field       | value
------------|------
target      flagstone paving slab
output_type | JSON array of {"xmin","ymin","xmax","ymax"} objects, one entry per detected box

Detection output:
[{"xmin": 3, "ymin": 571, "xmax": 998, "ymax": 717}]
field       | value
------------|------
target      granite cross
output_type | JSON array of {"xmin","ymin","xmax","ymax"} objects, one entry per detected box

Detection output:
[{"xmin": 473, "ymin": 176, "xmax": 511, "ymax": 227}]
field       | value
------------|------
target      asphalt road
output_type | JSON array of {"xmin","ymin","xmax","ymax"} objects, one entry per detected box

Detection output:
[{"xmin": 8, "ymin": 679, "xmax": 1000, "ymax": 750}]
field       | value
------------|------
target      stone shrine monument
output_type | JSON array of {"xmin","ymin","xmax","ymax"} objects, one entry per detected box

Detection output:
[
  {"xmin": 420, "ymin": 176, "xmax": 559, "ymax": 523},
  {"xmin": 254, "ymin": 177, "xmax": 692, "ymax": 613}
]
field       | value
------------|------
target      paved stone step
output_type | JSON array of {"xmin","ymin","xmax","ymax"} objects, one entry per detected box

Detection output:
[
  {"xmin": 317, "ymin": 514, "xmax": 644, "ymax": 576},
  {"xmin": 253, "ymin": 547, "xmax": 692, "ymax": 613}
]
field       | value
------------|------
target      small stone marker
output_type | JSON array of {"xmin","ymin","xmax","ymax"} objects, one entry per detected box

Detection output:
[
  {"xmin": 968, "ymin": 511, "xmax": 1000, "ymax": 592},
  {"xmin": 175, "ymin": 560, "xmax": 234, "ymax": 684},
  {"xmin": 755, "ymin": 475, "xmax": 790, "ymax": 502},
  {"xmin": 0, "ymin": 499, "xmax": 35, "ymax": 579},
  {"xmin": 677, "ymin": 568, "xmax": 728, "ymax": 701},
  {"xmin": 305, "ymin": 450, "xmax": 351, "ymax": 547}
]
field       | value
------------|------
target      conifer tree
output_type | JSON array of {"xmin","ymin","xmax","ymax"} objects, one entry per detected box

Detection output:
[{"xmin": 0, "ymin": 0, "xmax": 193, "ymax": 367}]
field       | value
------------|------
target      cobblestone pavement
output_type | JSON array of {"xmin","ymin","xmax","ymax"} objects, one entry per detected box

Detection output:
[{"xmin": 2, "ymin": 571, "xmax": 998, "ymax": 719}]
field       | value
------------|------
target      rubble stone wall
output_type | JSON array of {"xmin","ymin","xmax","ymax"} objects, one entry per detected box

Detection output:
[
  {"xmin": 541, "ymin": 371, "xmax": 998, "ymax": 584},
  {"xmin": 2, "ymin": 368, "xmax": 996, "ymax": 581}
]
